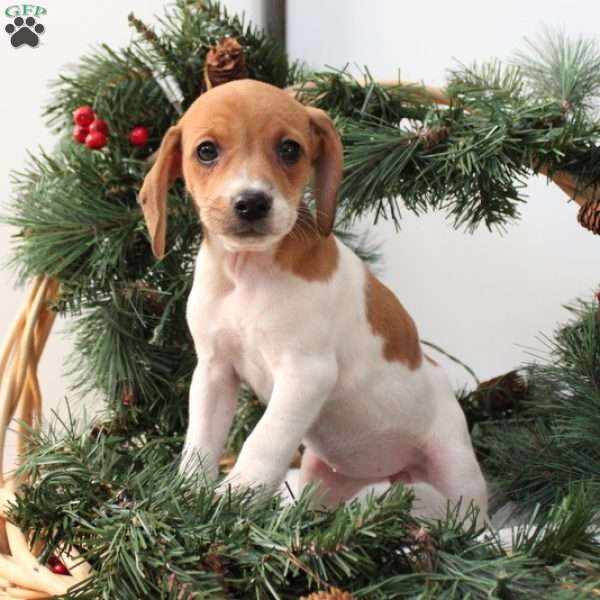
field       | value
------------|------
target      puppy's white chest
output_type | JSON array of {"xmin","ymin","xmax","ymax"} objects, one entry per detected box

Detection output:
[
  {"xmin": 190, "ymin": 267, "xmax": 280, "ymax": 402},
  {"xmin": 217, "ymin": 326, "xmax": 274, "ymax": 402},
  {"xmin": 220, "ymin": 307, "xmax": 274, "ymax": 401}
]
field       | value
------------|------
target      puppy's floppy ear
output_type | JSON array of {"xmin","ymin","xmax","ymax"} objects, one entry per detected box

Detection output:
[
  {"xmin": 307, "ymin": 107, "xmax": 343, "ymax": 237},
  {"xmin": 138, "ymin": 126, "xmax": 182, "ymax": 258}
]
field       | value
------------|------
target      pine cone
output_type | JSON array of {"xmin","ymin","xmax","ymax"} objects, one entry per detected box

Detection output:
[
  {"xmin": 203, "ymin": 37, "xmax": 248, "ymax": 90},
  {"xmin": 460, "ymin": 370, "xmax": 528, "ymax": 430},
  {"xmin": 299, "ymin": 588, "xmax": 355, "ymax": 600},
  {"xmin": 407, "ymin": 525, "xmax": 438, "ymax": 571},
  {"xmin": 123, "ymin": 280, "xmax": 164, "ymax": 314},
  {"xmin": 418, "ymin": 126, "xmax": 449, "ymax": 149},
  {"xmin": 472, "ymin": 370, "xmax": 527, "ymax": 413},
  {"xmin": 577, "ymin": 198, "xmax": 600, "ymax": 235}
]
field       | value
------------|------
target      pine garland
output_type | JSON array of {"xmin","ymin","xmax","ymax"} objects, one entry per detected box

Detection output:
[{"xmin": 12, "ymin": 417, "xmax": 600, "ymax": 598}]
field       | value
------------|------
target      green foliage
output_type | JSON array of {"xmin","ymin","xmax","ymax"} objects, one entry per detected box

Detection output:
[
  {"xmin": 448, "ymin": 60, "xmax": 525, "ymax": 99},
  {"xmin": 473, "ymin": 299, "xmax": 600, "ymax": 514},
  {"xmin": 13, "ymin": 416, "xmax": 600, "ymax": 599},
  {"xmin": 314, "ymin": 69, "xmax": 600, "ymax": 231},
  {"xmin": 297, "ymin": 33, "xmax": 600, "ymax": 231},
  {"xmin": 516, "ymin": 29, "xmax": 600, "ymax": 113}
]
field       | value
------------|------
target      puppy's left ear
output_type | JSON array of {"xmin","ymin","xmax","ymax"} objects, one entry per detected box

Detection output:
[
  {"xmin": 138, "ymin": 126, "xmax": 182, "ymax": 259},
  {"xmin": 307, "ymin": 107, "xmax": 343, "ymax": 237}
]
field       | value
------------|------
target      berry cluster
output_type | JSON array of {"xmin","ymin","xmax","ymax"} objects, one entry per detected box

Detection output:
[
  {"xmin": 71, "ymin": 105, "xmax": 151, "ymax": 150},
  {"xmin": 72, "ymin": 106, "xmax": 109, "ymax": 150}
]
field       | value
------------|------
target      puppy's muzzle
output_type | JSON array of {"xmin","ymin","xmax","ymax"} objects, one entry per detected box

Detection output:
[{"xmin": 233, "ymin": 190, "xmax": 272, "ymax": 223}]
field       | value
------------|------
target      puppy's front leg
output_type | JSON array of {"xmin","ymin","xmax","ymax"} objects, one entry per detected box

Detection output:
[
  {"xmin": 221, "ymin": 355, "xmax": 337, "ymax": 492},
  {"xmin": 180, "ymin": 353, "xmax": 240, "ymax": 482}
]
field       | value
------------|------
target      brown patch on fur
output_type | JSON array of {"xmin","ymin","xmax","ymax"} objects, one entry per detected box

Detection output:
[
  {"xmin": 364, "ymin": 270, "xmax": 422, "ymax": 369},
  {"xmin": 274, "ymin": 206, "xmax": 339, "ymax": 281}
]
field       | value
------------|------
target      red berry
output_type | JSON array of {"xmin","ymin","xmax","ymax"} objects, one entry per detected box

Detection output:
[
  {"xmin": 129, "ymin": 126, "xmax": 150, "ymax": 146},
  {"xmin": 48, "ymin": 556, "xmax": 69, "ymax": 575},
  {"xmin": 72, "ymin": 125, "xmax": 89, "ymax": 144},
  {"xmin": 73, "ymin": 105, "xmax": 95, "ymax": 127},
  {"xmin": 51, "ymin": 562, "xmax": 69, "ymax": 575},
  {"xmin": 85, "ymin": 130, "xmax": 107, "ymax": 150},
  {"xmin": 596, "ymin": 290, "xmax": 600, "ymax": 303},
  {"xmin": 89, "ymin": 118, "xmax": 109, "ymax": 135}
]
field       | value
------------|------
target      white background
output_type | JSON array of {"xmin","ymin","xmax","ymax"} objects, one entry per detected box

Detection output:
[{"xmin": 0, "ymin": 1, "xmax": 598, "ymax": 468}]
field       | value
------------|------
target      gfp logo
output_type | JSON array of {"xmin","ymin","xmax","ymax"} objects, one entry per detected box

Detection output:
[{"xmin": 4, "ymin": 4, "xmax": 46, "ymax": 48}]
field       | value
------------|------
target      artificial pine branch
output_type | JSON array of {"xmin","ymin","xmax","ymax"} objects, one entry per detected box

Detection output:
[
  {"xmin": 319, "ymin": 73, "xmax": 600, "ymax": 231},
  {"xmin": 474, "ymin": 297, "xmax": 600, "ymax": 513},
  {"xmin": 127, "ymin": 12, "xmax": 171, "ymax": 61},
  {"xmin": 516, "ymin": 29, "xmax": 600, "ymax": 114},
  {"xmin": 11, "ymin": 416, "xmax": 600, "ymax": 599}
]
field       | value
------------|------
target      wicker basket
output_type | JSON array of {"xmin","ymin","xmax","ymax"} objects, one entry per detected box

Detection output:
[
  {"xmin": 0, "ymin": 82, "xmax": 596, "ymax": 598},
  {"xmin": 0, "ymin": 277, "xmax": 93, "ymax": 598}
]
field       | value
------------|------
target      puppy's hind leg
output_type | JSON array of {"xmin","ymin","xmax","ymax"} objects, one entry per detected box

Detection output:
[
  {"xmin": 421, "ymin": 412, "xmax": 488, "ymax": 528},
  {"xmin": 299, "ymin": 447, "xmax": 377, "ymax": 509}
]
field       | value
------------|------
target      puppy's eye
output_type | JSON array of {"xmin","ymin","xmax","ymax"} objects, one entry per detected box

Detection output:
[
  {"xmin": 196, "ymin": 141, "xmax": 219, "ymax": 164},
  {"xmin": 278, "ymin": 139, "xmax": 301, "ymax": 165}
]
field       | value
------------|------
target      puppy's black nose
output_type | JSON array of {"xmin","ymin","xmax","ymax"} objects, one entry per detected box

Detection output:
[{"xmin": 233, "ymin": 190, "xmax": 272, "ymax": 222}]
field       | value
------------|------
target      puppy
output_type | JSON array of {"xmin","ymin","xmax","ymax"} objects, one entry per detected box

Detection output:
[{"xmin": 139, "ymin": 79, "xmax": 488, "ymax": 524}]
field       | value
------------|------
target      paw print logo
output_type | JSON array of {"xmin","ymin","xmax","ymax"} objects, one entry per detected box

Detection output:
[{"xmin": 5, "ymin": 16, "xmax": 45, "ymax": 48}]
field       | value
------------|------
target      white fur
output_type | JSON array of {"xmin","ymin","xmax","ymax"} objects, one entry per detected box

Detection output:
[
  {"xmin": 181, "ymin": 233, "xmax": 488, "ymax": 525},
  {"xmin": 215, "ymin": 169, "xmax": 298, "ymax": 253}
]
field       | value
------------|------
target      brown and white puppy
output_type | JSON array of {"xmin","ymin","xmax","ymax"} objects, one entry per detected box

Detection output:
[{"xmin": 139, "ymin": 79, "xmax": 487, "ymax": 524}]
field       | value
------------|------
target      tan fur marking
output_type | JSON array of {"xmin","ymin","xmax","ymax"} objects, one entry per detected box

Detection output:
[
  {"xmin": 364, "ymin": 270, "xmax": 422, "ymax": 369},
  {"xmin": 274, "ymin": 207, "xmax": 339, "ymax": 281}
]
